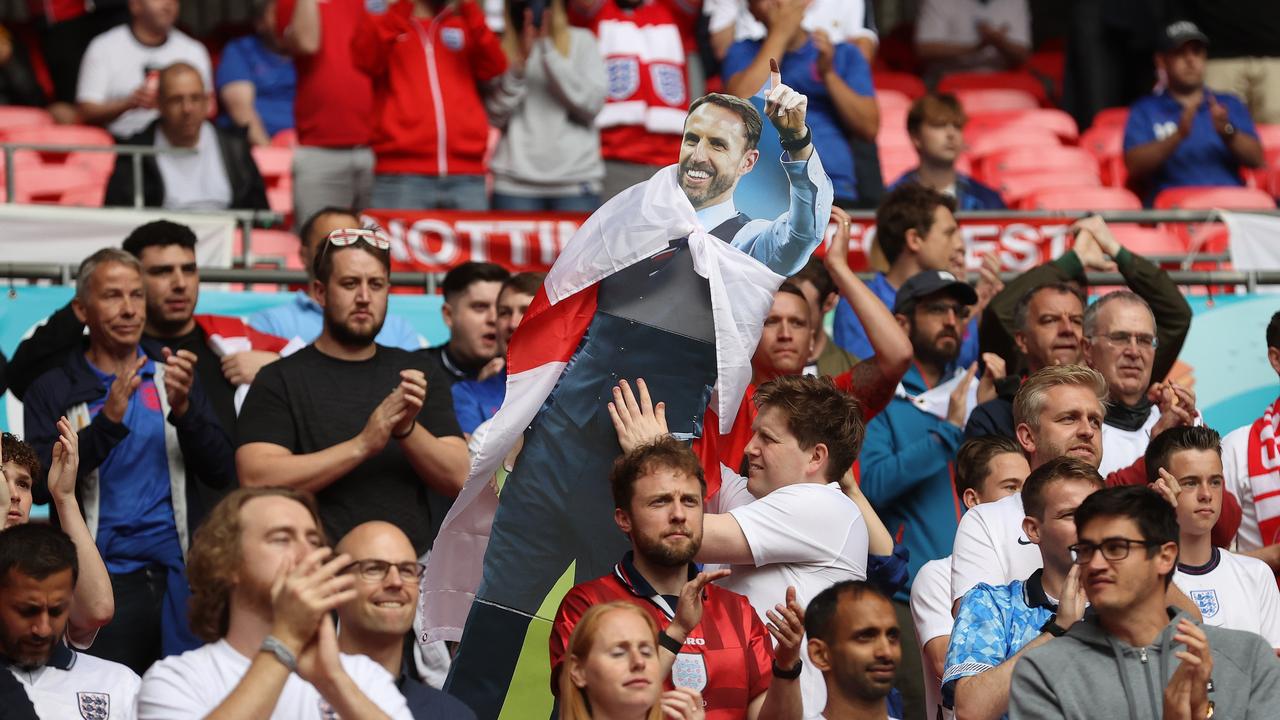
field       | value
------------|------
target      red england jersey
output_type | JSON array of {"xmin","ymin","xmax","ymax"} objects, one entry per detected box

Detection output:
[{"xmin": 550, "ymin": 555, "xmax": 773, "ymax": 718}]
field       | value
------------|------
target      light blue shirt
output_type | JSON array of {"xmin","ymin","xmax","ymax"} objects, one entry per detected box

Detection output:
[
  {"xmin": 696, "ymin": 151, "xmax": 834, "ymax": 277},
  {"xmin": 248, "ymin": 291, "xmax": 424, "ymax": 351}
]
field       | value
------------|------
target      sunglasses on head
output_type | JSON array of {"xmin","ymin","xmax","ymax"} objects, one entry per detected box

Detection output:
[{"xmin": 325, "ymin": 227, "xmax": 390, "ymax": 250}]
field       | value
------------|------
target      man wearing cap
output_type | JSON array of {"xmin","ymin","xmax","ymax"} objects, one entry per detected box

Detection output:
[
  {"xmin": 1124, "ymin": 20, "xmax": 1264, "ymax": 206},
  {"xmin": 857, "ymin": 269, "xmax": 987, "ymax": 717}
]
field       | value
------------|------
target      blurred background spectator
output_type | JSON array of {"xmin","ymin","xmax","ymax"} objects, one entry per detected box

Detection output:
[
  {"xmin": 914, "ymin": 0, "xmax": 1030, "ymax": 86},
  {"xmin": 215, "ymin": 0, "xmax": 295, "ymax": 146}
]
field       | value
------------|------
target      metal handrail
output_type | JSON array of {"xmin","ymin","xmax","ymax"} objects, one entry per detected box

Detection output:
[
  {"xmin": 0, "ymin": 142, "xmax": 197, "ymax": 209},
  {"xmin": 2, "ymin": 262, "xmax": 1278, "ymax": 291}
]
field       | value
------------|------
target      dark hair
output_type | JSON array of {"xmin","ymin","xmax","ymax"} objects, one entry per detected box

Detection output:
[
  {"xmin": 1144, "ymin": 426, "xmax": 1222, "ymax": 484},
  {"xmin": 501, "ymin": 271, "xmax": 546, "ymax": 299},
  {"xmin": 804, "ymin": 580, "xmax": 891, "ymax": 643},
  {"xmin": 122, "ymin": 220, "xmax": 198, "ymax": 259},
  {"xmin": 300, "ymin": 206, "xmax": 361, "ymax": 249},
  {"xmin": 687, "ymin": 93, "xmax": 763, "ymax": 152},
  {"xmin": 790, "ymin": 257, "xmax": 835, "ymax": 304},
  {"xmin": 0, "ymin": 524, "xmax": 78, "ymax": 589},
  {"xmin": 753, "ymin": 375, "xmax": 865, "ymax": 483},
  {"xmin": 875, "ymin": 184, "xmax": 957, "ymax": 265},
  {"xmin": 1074, "ymin": 485, "xmax": 1180, "ymax": 581},
  {"xmin": 955, "ymin": 435, "xmax": 1023, "ymax": 502},
  {"xmin": 1021, "ymin": 456, "xmax": 1103, "ymax": 521},
  {"xmin": 1012, "ymin": 283, "xmax": 1086, "ymax": 332},
  {"xmin": 442, "ymin": 262, "xmax": 511, "ymax": 303},
  {"xmin": 0, "ymin": 432, "xmax": 41, "ymax": 485},
  {"xmin": 1266, "ymin": 311, "xmax": 1280, "ymax": 350},
  {"xmin": 312, "ymin": 236, "xmax": 391, "ymax": 284},
  {"xmin": 775, "ymin": 281, "xmax": 808, "ymax": 305},
  {"xmin": 610, "ymin": 437, "xmax": 706, "ymax": 511},
  {"xmin": 906, "ymin": 93, "xmax": 966, "ymax": 136}
]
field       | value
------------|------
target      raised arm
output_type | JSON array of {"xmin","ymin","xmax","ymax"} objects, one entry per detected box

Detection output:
[{"xmin": 280, "ymin": 0, "xmax": 322, "ymax": 56}]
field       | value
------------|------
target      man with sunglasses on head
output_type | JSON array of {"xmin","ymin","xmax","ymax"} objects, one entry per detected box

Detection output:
[
  {"xmin": 1009, "ymin": 485, "xmax": 1280, "ymax": 720},
  {"xmin": 236, "ymin": 228, "xmax": 470, "ymax": 566},
  {"xmin": 335, "ymin": 521, "xmax": 476, "ymax": 719}
]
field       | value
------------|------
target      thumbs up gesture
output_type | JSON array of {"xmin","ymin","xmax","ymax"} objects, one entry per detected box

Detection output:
[{"xmin": 764, "ymin": 58, "xmax": 810, "ymax": 146}]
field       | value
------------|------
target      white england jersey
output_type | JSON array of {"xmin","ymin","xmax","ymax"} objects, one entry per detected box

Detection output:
[
  {"xmin": 950, "ymin": 493, "xmax": 1041, "ymax": 602},
  {"xmin": 1174, "ymin": 547, "xmax": 1280, "ymax": 648},
  {"xmin": 7, "ymin": 644, "xmax": 140, "ymax": 720}
]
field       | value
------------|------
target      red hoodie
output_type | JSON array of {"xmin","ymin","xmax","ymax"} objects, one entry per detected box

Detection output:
[{"xmin": 351, "ymin": 0, "xmax": 507, "ymax": 176}]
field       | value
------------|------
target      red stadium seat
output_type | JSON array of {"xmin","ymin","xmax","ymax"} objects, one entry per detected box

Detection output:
[
  {"xmin": 878, "ymin": 89, "xmax": 913, "ymax": 117},
  {"xmin": 1109, "ymin": 226, "xmax": 1185, "ymax": 258},
  {"xmin": 1090, "ymin": 107, "xmax": 1130, "ymax": 129},
  {"xmin": 249, "ymin": 228, "xmax": 303, "ymax": 269},
  {"xmin": 1019, "ymin": 186, "xmax": 1142, "ymax": 211},
  {"xmin": 992, "ymin": 171, "xmax": 1100, "ymax": 206},
  {"xmin": 1254, "ymin": 124, "xmax": 1280, "ymax": 152},
  {"xmin": 965, "ymin": 108, "xmax": 1079, "ymax": 142},
  {"xmin": 270, "ymin": 129, "xmax": 298, "ymax": 147},
  {"xmin": 251, "ymin": 145, "xmax": 293, "ymax": 189},
  {"xmin": 0, "ymin": 106, "xmax": 54, "ymax": 132},
  {"xmin": 962, "ymin": 130, "xmax": 1064, "ymax": 162},
  {"xmin": 10, "ymin": 164, "xmax": 101, "ymax": 205},
  {"xmin": 878, "ymin": 139, "xmax": 919, "ymax": 186},
  {"xmin": 1153, "ymin": 186, "xmax": 1276, "ymax": 210},
  {"xmin": 873, "ymin": 71, "xmax": 926, "ymax": 100},
  {"xmin": 953, "ymin": 88, "xmax": 1039, "ymax": 114},
  {"xmin": 979, "ymin": 146, "xmax": 1100, "ymax": 184},
  {"xmin": 1079, "ymin": 124, "xmax": 1127, "ymax": 187},
  {"xmin": 937, "ymin": 71, "xmax": 1050, "ymax": 105},
  {"xmin": 0, "ymin": 125, "xmax": 114, "ymax": 165}
]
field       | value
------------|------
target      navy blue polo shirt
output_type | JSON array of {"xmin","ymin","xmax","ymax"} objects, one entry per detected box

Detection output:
[
  {"xmin": 1123, "ymin": 89, "xmax": 1257, "ymax": 205},
  {"xmin": 722, "ymin": 37, "xmax": 874, "ymax": 204}
]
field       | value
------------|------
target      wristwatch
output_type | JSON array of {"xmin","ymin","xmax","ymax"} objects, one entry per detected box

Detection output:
[
  {"xmin": 1223, "ymin": 122, "xmax": 1237, "ymax": 138},
  {"xmin": 657, "ymin": 630, "xmax": 683, "ymax": 655},
  {"xmin": 780, "ymin": 126, "xmax": 812, "ymax": 154},
  {"xmin": 260, "ymin": 635, "xmax": 298, "ymax": 672},
  {"xmin": 1039, "ymin": 615, "xmax": 1068, "ymax": 638},
  {"xmin": 772, "ymin": 659, "xmax": 803, "ymax": 679}
]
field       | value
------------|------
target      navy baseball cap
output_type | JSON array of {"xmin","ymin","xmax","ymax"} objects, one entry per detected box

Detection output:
[{"xmin": 893, "ymin": 270, "xmax": 979, "ymax": 314}]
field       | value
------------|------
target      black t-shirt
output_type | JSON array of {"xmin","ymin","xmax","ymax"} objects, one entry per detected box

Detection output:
[
  {"xmin": 237, "ymin": 344, "xmax": 463, "ymax": 554},
  {"xmin": 152, "ymin": 326, "xmax": 238, "ymax": 442},
  {"xmin": 1181, "ymin": 0, "xmax": 1280, "ymax": 58}
]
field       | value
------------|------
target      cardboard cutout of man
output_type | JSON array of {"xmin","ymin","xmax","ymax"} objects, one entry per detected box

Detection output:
[{"xmin": 435, "ymin": 64, "xmax": 834, "ymax": 718}]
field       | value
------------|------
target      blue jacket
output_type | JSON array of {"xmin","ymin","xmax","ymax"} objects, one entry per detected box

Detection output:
[
  {"xmin": 859, "ymin": 363, "xmax": 966, "ymax": 600},
  {"xmin": 889, "ymin": 169, "xmax": 1007, "ymax": 210},
  {"xmin": 22, "ymin": 338, "xmax": 236, "ymax": 554}
]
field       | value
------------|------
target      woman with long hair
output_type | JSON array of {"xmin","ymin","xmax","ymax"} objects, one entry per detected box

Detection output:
[
  {"xmin": 559, "ymin": 602, "xmax": 705, "ymax": 720},
  {"xmin": 486, "ymin": 0, "xmax": 607, "ymax": 212}
]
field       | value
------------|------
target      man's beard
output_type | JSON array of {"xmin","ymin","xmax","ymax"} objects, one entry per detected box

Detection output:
[
  {"xmin": 0, "ymin": 626, "xmax": 53, "ymax": 670},
  {"xmin": 634, "ymin": 527, "xmax": 701, "ymax": 567},
  {"xmin": 910, "ymin": 326, "xmax": 961, "ymax": 367},
  {"xmin": 324, "ymin": 307, "xmax": 382, "ymax": 347},
  {"xmin": 679, "ymin": 159, "xmax": 735, "ymax": 208}
]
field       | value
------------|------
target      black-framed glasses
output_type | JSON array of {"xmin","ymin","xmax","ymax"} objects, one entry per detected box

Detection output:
[
  {"xmin": 1093, "ymin": 331, "xmax": 1158, "ymax": 350},
  {"xmin": 342, "ymin": 559, "xmax": 425, "ymax": 582},
  {"xmin": 920, "ymin": 301, "xmax": 972, "ymax": 320},
  {"xmin": 1069, "ymin": 537, "xmax": 1164, "ymax": 565}
]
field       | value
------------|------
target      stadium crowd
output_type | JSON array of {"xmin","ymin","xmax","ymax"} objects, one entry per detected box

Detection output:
[{"xmin": 0, "ymin": 0, "xmax": 1278, "ymax": 719}]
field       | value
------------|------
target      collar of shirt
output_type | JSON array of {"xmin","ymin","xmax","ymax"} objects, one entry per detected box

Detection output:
[
  {"xmin": 695, "ymin": 196, "xmax": 738, "ymax": 231},
  {"xmin": 88, "ymin": 347, "xmax": 156, "ymax": 385},
  {"xmin": 615, "ymin": 550, "xmax": 699, "ymax": 619},
  {"xmin": 1022, "ymin": 568, "xmax": 1060, "ymax": 611},
  {"xmin": 1177, "ymin": 545, "xmax": 1222, "ymax": 576}
]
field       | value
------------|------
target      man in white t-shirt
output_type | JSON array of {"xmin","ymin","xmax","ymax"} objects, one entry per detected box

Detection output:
[
  {"xmin": 950, "ymin": 365, "xmax": 1107, "ymax": 606},
  {"xmin": 76, "ymin": 0, "xmax": 213, "ymax": 139},
  {"xmin": 910, "ymin": 434, "xmax": 1027, "ymax": 720},
  {"xmin": 914, "ymin": 0, "xmax": 1029, "ymax": 84},
  {"xmin": 0, "ymin": 524, "xmax": 139, "ymax": 719},
  {"xmin": 136, "ymin": 487, "xmax": 412, "ymax": 719},
  {"xmin": 611, "ymin": 373, "xmax": 868, "ymax": 713},
  {"xmin": 705, "ymin": 0, "xmax": 877, "ymax": 61},
  {"xmin": 1153, "ymin": 426, "xmax": 1280, "ymax": 648}
]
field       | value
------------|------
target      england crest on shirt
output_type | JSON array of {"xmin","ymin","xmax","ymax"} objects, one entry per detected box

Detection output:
[
  {"xmin": 671, "ymin": 652, "xmax": 708, "ymax": 692},
  {"xmin": 77, "ymin": 692, "xmax": 109, "ymax": 720},
  {"xmin": 650, "ymin": 63, "xmax": 686, "ymax": 106},
  {"xmin": 1191, "ymin": 589, "xmax": 1220, "ymax": 618},
  {"xmin": 441, "ymin": 27, "xmax": 465, "ymax": 51},
  {"xmin": 607, "ymin": 58, "xmax": 640, "ymax": 100}
]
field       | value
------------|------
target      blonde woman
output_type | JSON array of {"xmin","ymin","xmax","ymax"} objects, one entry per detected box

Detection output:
[
  {"xmin": 486, "ymin": 0, "xmax": 607, "ymax": 212},
  {"xmin": 560, "ymin": 602, "xmax": 705, "ymax": 720}
]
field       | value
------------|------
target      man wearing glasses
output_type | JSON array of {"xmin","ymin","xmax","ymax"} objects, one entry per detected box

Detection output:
[
  {"xmin": 236, "ymin": 228, "xmax": 469, "ymax": 560},
  {"xmin": 1084, "ymin": 287, "xmax": 1200, "ymax": 477},
  {"xmin": 942, "ymin": 456, "xmax": 1103, "ymax": 720},
  {"xmin": 1010, "ymin": 485, "xmax": 1280, "ymax": 720},
  {"xmin": 335, "ymin": 521, "xmax": 476, "ymax": 718}
]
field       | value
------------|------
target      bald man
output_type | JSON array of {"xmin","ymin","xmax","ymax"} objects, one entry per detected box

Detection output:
[
  {"xmin": 335, "ymin": 522, "xmax": 476, "ymax": 719},
  {"xmin": 106, "ymin": 61, "xmax": 268, "ymax": 210}
]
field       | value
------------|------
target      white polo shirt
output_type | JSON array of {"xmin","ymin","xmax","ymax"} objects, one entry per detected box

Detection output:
[
  {"xmin": 1174, "ymin": 547, "xmax": 1280, "ymax": 648},
  {"xmin": 712, "ymin": 472, "xmax": 868, "ymax": 716},
  {"xmin": 7, "ymin": 644, "xmax": 140, "ymax": 720},
  {"xmin": 910, "ymin": 556, "xmax": 956, "ymax": 720},
  {"xmin": 950, "ymin": 492, "xmax": 1041, "ymax": 602},
  {"xmin": 137, "ymin": 639, "xmax": 413, "ymax": 719}
]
